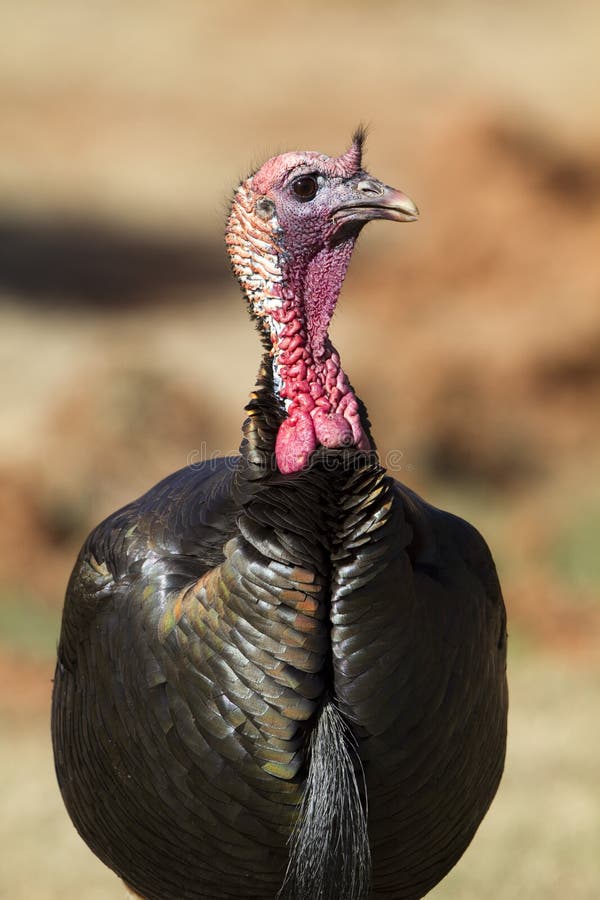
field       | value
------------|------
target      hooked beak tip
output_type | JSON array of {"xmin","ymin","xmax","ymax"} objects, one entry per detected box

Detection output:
[{"xmin": 385, "ymin": 189, "xmax": 419, "ymax": 222}]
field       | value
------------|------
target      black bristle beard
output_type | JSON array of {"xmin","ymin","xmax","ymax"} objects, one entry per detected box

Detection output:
[{"xmin": 278, "ymin": 697, "xmax": 371, "ymax": 900}]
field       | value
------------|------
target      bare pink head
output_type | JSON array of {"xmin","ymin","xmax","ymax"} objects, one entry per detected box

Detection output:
[
  {"xmin": 226, "ymin": 130, "xmax": 418, "ymax": 474},
  {"xmin": 251, "ymin": 129, "xmax": 365, "ymax": 194}
]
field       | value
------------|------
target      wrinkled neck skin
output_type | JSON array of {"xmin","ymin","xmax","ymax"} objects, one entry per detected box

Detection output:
[
  {"xmin": 274, "ymin": 239, "xmax": 371, "ymax": 473},
  {"xmin": 227, "ymin": 191, "xmax": 370, "ymax": 474}
]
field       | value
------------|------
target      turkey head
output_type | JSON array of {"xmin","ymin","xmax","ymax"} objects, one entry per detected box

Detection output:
[{"xmin": 226, "ymin": 129, "xmax": 418, "ymax": 473}]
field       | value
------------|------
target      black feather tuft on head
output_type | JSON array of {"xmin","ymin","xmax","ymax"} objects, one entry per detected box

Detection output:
[
  {"xmin": 351, "ymin": 124, "xmax": 369, "ymax": 163},
  {"xmin": 352, "ymin": 124, "xmax": 368, "ymax": 152}
]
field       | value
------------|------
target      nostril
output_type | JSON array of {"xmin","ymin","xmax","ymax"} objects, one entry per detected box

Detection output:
[{"xmin": 357, "ymin": 179, "xmax": 384, "ymax": 196}]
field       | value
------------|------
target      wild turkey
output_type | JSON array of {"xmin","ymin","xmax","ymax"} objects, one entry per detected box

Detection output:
[{"xmin": 52, "ymin": 130, "xmax": 508, "ymax": 900}]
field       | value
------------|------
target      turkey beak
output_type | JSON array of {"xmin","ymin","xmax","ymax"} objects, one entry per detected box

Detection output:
[{"xmin": 332, "ymin": 178, "xmax": 419, "ymax": 231}]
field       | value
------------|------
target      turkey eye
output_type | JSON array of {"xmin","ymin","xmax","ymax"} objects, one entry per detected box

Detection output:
[{"xmin": 292, "ymin": 175, "xmax": 318, "ymax": 201}]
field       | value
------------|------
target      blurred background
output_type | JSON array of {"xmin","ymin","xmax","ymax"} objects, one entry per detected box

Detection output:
[{"xmin": 1, "ymin": 1, "xmax": 599, "ymax": 897}]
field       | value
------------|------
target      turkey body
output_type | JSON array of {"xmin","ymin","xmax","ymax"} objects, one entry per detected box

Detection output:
[
  {"xmin": 52, "ymin": 367, "xmax": 507, "ymax": 900},
  {"xmin": 52, "ymin": 135, "xmax": 508, "ymax": 900}
]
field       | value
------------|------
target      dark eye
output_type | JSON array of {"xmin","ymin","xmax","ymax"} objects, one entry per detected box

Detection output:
[{"xmin": 292, "ymin": 175, "xmax": 318, "ymax": 201}]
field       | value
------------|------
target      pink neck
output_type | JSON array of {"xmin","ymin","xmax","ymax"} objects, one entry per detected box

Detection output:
[{"xmin": 270, "ymin": 241, "xmax": 370, "ymax": 474}]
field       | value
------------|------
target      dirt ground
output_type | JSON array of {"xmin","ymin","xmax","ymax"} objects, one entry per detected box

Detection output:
[{"xmin": 1, "ymin": 1, "xmax": 599, "ymax": 897}]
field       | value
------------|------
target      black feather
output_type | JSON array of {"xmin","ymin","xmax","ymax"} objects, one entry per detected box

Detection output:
[
  {"xmin": 352, "ymin": 123, "xmax": 369, "ymax": 159},
  {"xmin": 280, "ymin": 698, "xmax": 370, "ymax": 900}
]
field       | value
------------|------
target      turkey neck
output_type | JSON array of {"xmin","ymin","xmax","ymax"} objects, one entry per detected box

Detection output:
[
  {"xmin": 238, "ymin": 354, "xmax": 376, "ymax": 483},
  {"xmin": 227, "ymin": 191, "xmax": 370, "ymax": 473},
  {"xmin": 271, "ymin": 242, "xmax": 372, "ymax": 474}
]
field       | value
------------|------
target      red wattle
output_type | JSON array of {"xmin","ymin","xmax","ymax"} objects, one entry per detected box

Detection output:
[
  {"xmin": 313, "ymin": 410, "xmax": 354, "ymax": 448},
  {"xmin": 275, "ymin": 411, "xmax": 318, "ymax": 474}
]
